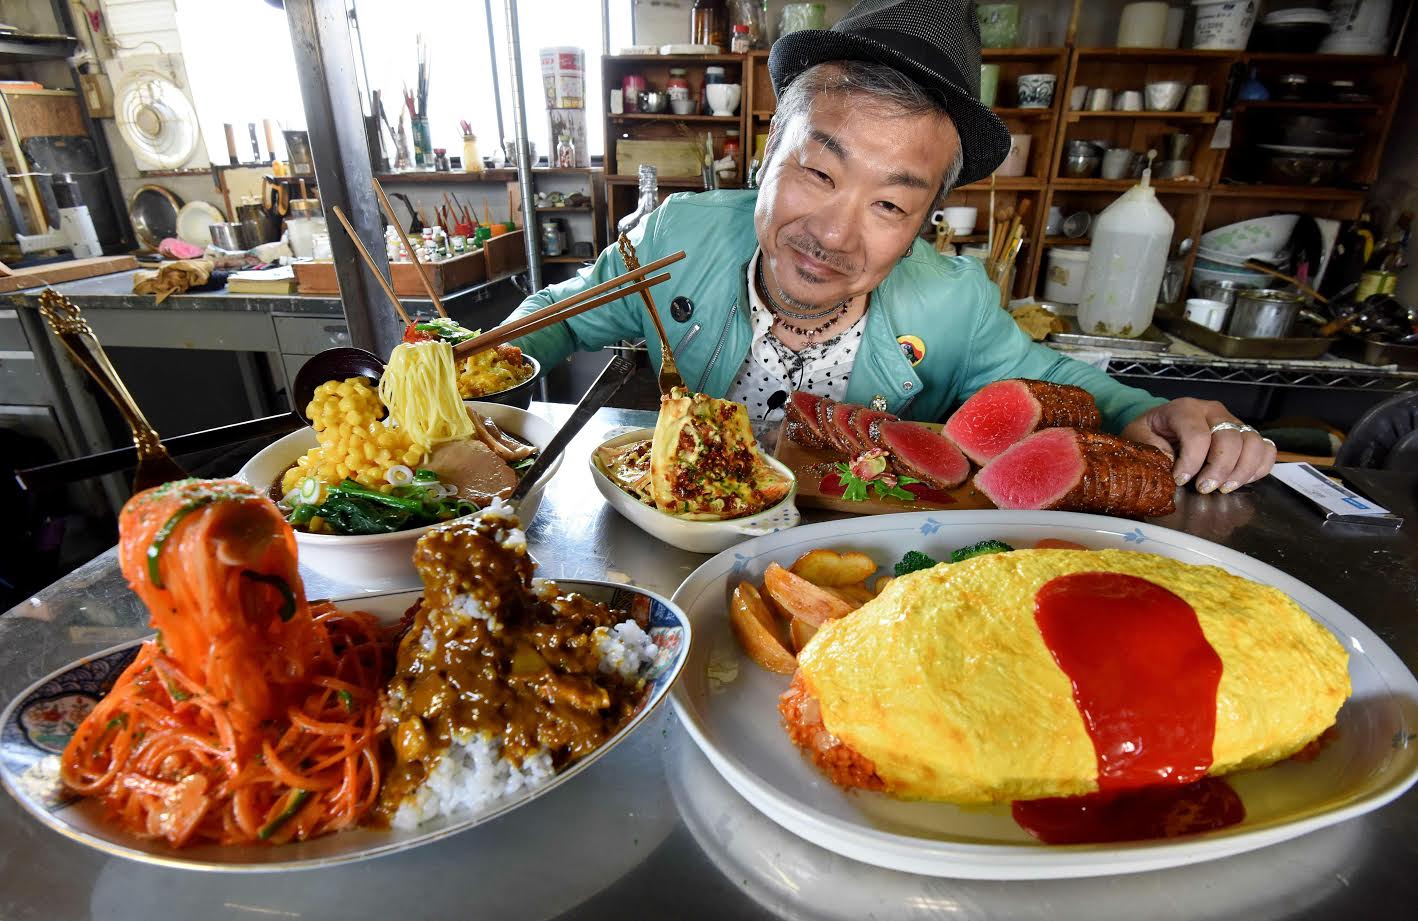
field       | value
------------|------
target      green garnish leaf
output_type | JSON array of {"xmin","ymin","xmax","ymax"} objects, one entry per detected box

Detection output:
[{"xmin": 338, "ymin": 690, "xmax": 354, "ymax": 712}]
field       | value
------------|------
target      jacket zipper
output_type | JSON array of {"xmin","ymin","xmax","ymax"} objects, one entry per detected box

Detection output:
[
  {"xmin": 696, "ymin": 302, "xmax": 738, "ymax": 392},
  {"xmin": 672, "ymin": 323, "xmax": 702, "ymax": 358}
]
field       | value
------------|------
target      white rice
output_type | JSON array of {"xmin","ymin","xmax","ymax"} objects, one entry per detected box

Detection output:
[
  {"xmin": 392, "ymin": 730, "xmax": 554, "ymax": 829},
  {"xmin": 450, "ymin": 593, "xmax": 501, "ymax": 633},
  {"xmin": 594, "ymin": 619, "xmax": 657, "ymax": 682}
]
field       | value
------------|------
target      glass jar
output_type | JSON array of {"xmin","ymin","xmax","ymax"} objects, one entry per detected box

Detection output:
[
  {"xmin": 731, "ymin": 24, "xmax": 751, "ymax": 53},
  {"xmin": 722, "ymin": 129, "xmax": 741, "ymax": 183},
  {"xmin": 667, "ymin": 68, "xmax": 690, "ymax": 102},
  {"xmin": 556, "ymin": 134, "xmax": 575, "ymax": 168},
  {"xmin": 691, "ymin": 0, "xmax": 729, "ymax": 49},
  {"xmin": 731, "ymin": 0, "xmax": 765, "ymax": 48}
]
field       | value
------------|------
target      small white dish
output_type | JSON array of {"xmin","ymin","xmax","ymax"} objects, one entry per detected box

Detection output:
[
  {"xmin": 236, "ymin": 402, "xmax": 562, "ymax": 587},
  {"xmin": 175, "ymin": 200, "xmax": 225, "ymax": 247},
  {"xmin": 589, "ymin": 428, "xmax": 799, "ymax": 555}
]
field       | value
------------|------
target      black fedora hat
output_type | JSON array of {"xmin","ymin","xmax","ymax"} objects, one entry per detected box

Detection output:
[{"xmin": 768, "ymin": 0, "xmax": 1011, "ymax": 187}]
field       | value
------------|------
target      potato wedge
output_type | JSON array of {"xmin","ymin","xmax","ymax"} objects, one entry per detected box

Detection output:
[
  {"xmin": 872, "ymin": 575, "xmax": 894, "ymax": 595},
  {"xmin": 789, "ymin": 549, "xmax": 878, "ymax": 587},
  {"xmin": 730, "ymin": 582, "xmax": 797, "ymax": 674},
  {"xmin": 763, "ymin": 563, "xmax": 855, "ymax": 627},
  {"xmin": 833, "ymin": 582, "xmax": 876, "ymax": 606},
  {"xmin": 790, "ymin": 616, "xmax": 818, "ymax": 653},
  {"xmin": 822, "ymin": 587, "xmax": 864, "ymax": 612}
]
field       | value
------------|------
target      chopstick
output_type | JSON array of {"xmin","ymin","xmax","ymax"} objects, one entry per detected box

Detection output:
[
  {"xmin": 452, "ymin": 272, "xmax": 672, "ymax": 358},
  {"xmin": 491, "ymin": 248, "xmax": 686, "ymax": 336},
  {"xmin": 329, "ymin": 205, "xmax": 411, "ymax": 326},
  {"xmin": 373, "ymin": 178, "xmax": 448, "ymax": 317}
]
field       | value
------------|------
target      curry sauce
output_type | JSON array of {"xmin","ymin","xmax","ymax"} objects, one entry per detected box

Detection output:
[{"xmin": 375, "ymin": 510, "xmax": 647, "ymax": 822}]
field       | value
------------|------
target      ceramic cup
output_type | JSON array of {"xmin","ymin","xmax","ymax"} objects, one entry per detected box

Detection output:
[
  {"xmin": 1117, "ymin": 90, "xmax": 1144, "ymax": 111},
  {"xmin": 1069, "ymin": 85, "xmax": 1090, "ymax": 110},
  {"xmin": 1184, "ymin": 84, "xmax": 1211, "ymax": 112},
  {"xmin": 997, "ymin": 133, "xmax": 1033, "ymax": 177},
  {"xmin": 942, "ymin": 206, "xmax": 978, "ymax": 234},
  {"xmin": 1045, "ymin": 205, "xmax": 1064, "ymax": 236},
  {"xmin": 1185, "ymin": 297, "xmax": 1229, "ymax": 331},
  {"xmin": 1086, "ymin": 87, "xmax": 1114, "ymax": 111},
  {"xmin": 1102, "ymin": 147, "xmax": 1139, "ymax": 180},
  {"xmin": 979, "ymin": 64, "xmax": 1001, "ymax": 107},
  {"xmin": 705, "ymin": 83, "xmax": 742, "ymax": 116},
  {"xmin": 1016, "ymin": 73, "xmax": 1057, "ymax": 109}
]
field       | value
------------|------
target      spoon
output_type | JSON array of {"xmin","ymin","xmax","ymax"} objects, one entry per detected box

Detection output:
[
  {"xmin": 37, "ymin": 290, "xmax": 189, "ymax": 493},
  {"xmin": 617, "ymin": 232, "xmax": 684, "ymax": 394}
]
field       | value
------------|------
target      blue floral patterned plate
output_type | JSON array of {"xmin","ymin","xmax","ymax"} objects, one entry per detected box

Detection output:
[{"xmin": 0, "ymin": 581, "xmax": 690, "ymax": 871}]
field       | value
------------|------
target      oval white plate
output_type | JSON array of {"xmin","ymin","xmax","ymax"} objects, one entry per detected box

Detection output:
[
  {"xmin": 175, "ymin": 200, "xmax": 225, "ymax": 246},
  {"xmin": 670, "ymin": 510, "xmax": 1418, "ymax": 880},
  {"xmin": 0, "ymin": 580, "xmax": 690, "ymax": 872},
  {"xmin": 589, "ymin": 427, "xmax": 799, "ymax": 555}
]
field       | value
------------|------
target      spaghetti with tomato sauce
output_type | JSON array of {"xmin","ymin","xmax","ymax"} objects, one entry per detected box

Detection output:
[{"xmin": 59, "ymin": 479, "xmax": 392, "ymax": 847}]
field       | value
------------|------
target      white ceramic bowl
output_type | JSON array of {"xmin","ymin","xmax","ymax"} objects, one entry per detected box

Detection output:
[
  {"xmin": 1190, "ymin": 262, "xmax": 1268, "ymax": 297},
  {"xmin": 1200, "ymin": 215, "xmax": 1300, "ymax": 259},
  {"xmin": 589, "ymin": 428, "xmax": 799, "ymax": 555},
  {"xmin": 237, "ymin": 402, "xmax": 562, "ymax": 587}
]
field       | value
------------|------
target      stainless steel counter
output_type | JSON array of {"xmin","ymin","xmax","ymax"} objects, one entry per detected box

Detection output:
[{"xmin": 2, "ymin": 403, "xmax": 1416, "ymax": 921}]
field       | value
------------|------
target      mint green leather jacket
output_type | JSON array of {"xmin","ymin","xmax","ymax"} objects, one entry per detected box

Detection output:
[{"xmin": 504, "ymin": 190, "xmax": 1166, "ymax": 429}]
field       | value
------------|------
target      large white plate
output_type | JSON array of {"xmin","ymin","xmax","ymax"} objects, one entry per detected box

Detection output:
[
  {"xmin": 670, "ymin": 511, "xmax": 1418, "ymax": 880},
  {"xmin": 1, "ymin": 581, "xmax": 690, "ymax": 872}
]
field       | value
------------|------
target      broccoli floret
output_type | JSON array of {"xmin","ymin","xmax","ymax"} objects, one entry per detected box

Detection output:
[
  {"xmin": 893, "ymin": 550, "xmax": 939, "ymax": 577},
  {"xmin": 949, "ymin": 539, "xmax": 1015, "ymax": 564}
]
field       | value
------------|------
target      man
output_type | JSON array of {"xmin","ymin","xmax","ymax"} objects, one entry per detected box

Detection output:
[{"xmin": 505, "ymin": 0, "xmax": 1275, "ymax": 495}]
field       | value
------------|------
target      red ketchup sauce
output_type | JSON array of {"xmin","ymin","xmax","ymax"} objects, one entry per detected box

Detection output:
[{"xmin": 1011, "ymin": 571, "xmax": 1244, "ymax": 844}]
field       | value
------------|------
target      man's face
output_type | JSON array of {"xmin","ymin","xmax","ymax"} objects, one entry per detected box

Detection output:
[{"xmin": 754, "ymin": 90, "xmax": 960, "ymax": 308}]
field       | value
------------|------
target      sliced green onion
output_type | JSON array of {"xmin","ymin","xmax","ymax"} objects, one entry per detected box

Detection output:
[
  {"xmin": 258, "ymin": 789, "xmax": 312, "ymax": 840},
  {"xmin": 147, "ymin": 498, "xmax": 218, "ymax": 587},
  {"xmin": 337, "ymin": 690, "xmax": 354, "ymax": 712},
  {"xmin": 241, "ymin": 571, "xmax": 298, "ymax": 622},
  {"xmin": 385, "ymin": 465, "xmax": 414, "ymax": 487},
  {"xmin": 413, "ymin": 468, "xmax": 440, "ymax": 481},
  {"xmin": 296, "ymin": 477, "xmax": 323, "ymax": 505}
]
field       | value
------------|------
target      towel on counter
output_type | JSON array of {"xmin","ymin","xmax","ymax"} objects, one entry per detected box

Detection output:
[{"xmin": 132, "ymin": 258, "xmax": 214, "ymax": 303}]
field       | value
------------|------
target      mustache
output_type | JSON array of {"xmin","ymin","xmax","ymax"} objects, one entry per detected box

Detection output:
[{"xmin": 783, "ymin": 231, "xmax": 858, "ymax": 275}]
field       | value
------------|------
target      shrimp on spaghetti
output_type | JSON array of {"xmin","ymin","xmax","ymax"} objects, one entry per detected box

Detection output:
[{"xmin": 60, "ymin": 479, "xmax": 393, "ymax": 847}]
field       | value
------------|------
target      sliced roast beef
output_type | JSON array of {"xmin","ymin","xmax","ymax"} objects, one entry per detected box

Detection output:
[
  {"xmin": 944, "ymin": 379, "xmax": 1102, "ymax": 465},
  {"xmin": 875, "ymin": 420, "xmax": 970, "ymax": 489},
  {"xmin": 973, "ymin": 428, "xmax": 1176, "ymax": 518},
  {"xmin": 786, "ymin": 391, "xmax": 831, "ymax": 450}
]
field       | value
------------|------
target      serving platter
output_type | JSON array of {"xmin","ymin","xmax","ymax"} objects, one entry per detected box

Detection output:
[
  {"xmin": 0, "ymin": 581, "xmax": 690, "ymax": 872},
  {"xmin": 670, "ymin": 511, "xmax": 1418, "ymax": 879}
]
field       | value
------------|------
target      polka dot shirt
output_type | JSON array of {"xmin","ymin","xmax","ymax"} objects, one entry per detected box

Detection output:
[{"xmin": 727, "ymin": 250, "xmax": 866, "ymax": 425}]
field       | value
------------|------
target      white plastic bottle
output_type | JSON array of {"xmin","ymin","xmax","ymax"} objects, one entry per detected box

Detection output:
[{"xmin": 1077, "ymin": 161, "xmax": 1175, "ymax": 338}]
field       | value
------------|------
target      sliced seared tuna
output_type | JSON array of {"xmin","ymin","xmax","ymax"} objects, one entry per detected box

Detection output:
[
  {"xmin": 822, "ymin": 402, "xmax": 859, "ymax": 455},
  {"xmin": 944, "ymin": 379, "xmax": 1102, "ymax": 465},
  {"xmin": 973, "ymin": 428, "xmax": 1176, "ymax": 518},
  {"xmin": 875, "ymin": 421, "xmax": 970, "ymax": 489},
  {"xmin": 851, "ymin": 409, "xmax": 898, "ymax": 452},
  {"xmin": 786, "ymin": 391, "xmax": 830, "ymax": 450}
]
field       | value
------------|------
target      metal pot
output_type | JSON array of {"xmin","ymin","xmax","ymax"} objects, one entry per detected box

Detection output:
[
  {"xmin": 209, "ymin": 222, "xmax": 244, "ymax": 250},
  {"xmin": 1226, "ymin": 288, "xmax": 1304, "ymax": 338}
]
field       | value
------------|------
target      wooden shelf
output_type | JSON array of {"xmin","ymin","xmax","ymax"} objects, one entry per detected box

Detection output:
[
  {"xmin": 1051, "ymin": 179, "xmax": 1205, "ymax": 194},
  {"xmin": 1234, "ymin": 100, "xmax": 1383, "ymax": 112},
  {"xmin": 1066, "ymin": 111, "xmax": 1219, "ymax": 123},
  {"xmin": 958, "ymin": 177, "xmax": 1046, "ymax": 191},
  {"xmin": 605, "ymin": 174, "xmax": 709, "ymax": 186},
  {"xmin": 605, "ymin": 53, "xmax": 745, "ymax": 64},
  {"xmin": 1210, "ymin": 184, "xmax": 1368, "ymax": 200},
  {"xmin": 993, "ymin": 107, "xmax": 1056, "ymax": 119},
  {"xmin": 1241, "ymin": 52, "xmax": 1399, "ymax": 66},
  {"xmin": 1043, "ymin": 237, "xmax": 1090, "ymax": 247},
  {"xmin": 751, "ymin": 109, "xmax": 775, "ymax": 118},
  {"xmin": 1075, "ymin": 47, "xmax": 1237, "ymax": 60},
  {"xmin": 543, "ymin": 255, "xmax": 592, "ymax": 264},
  {"xmin": 982, "ymin": 47, "xmax": 1068, "ymax": 59},
  {"xmin": 535, "ymin": 205, "xmax": 594, "ymax": 213},
  {"xmin": 610, "ymin": 113, "xmax": 739, "ymax": 124}
]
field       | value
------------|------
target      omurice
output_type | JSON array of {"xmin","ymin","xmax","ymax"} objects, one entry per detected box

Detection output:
[{"xmin": 780, "ymin": 549, "xmax": 1351, "ymax": 811}]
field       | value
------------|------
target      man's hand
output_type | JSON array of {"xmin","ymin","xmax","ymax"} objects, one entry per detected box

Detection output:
[{"xmin": 1121, "ymin": 398, "xmax": 1277, "ymax": 494}]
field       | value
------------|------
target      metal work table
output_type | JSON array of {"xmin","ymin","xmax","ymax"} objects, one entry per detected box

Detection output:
[{"xmin": 1, "ymin": 403, "xmax": 1415, "ymax": 921}]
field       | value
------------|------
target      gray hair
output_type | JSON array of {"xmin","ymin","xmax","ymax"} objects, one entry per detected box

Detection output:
[{"xmin": 766, "ymin": 60, "xmax": 965, "ymax": 207}]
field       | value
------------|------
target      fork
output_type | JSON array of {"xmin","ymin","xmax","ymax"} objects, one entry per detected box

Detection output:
[
  {"xmin": 617, "ymin": 233, "xmax": 685, "ymax": 394},
  {"xmin": 38, "ymin": 289, "xmax": 189, "ymax": 493}
]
